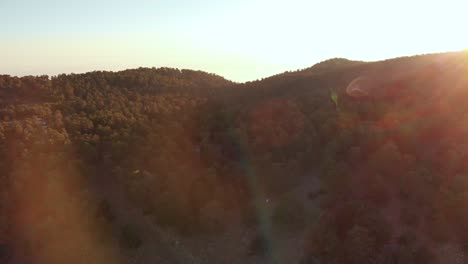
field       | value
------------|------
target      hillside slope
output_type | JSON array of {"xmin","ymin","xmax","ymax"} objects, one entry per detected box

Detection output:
[{"xmin": 1, "ymin": 51, "xmax": 468, "ymax": 264}]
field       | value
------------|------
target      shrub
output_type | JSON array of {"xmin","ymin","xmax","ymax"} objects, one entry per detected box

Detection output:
[
  {"xmin": 247, "ymin": 233, "xmax": 268, "ymax": 256},
  {"xmin": 308, "ymin": 188, "xmax": 325, "ymax": 200},
  {"xmin": 198, "ymin": 199, "xmax": 226, "ymax": 233},
  {"xmin": 272, "ymin": 196, "xmax": 306, "ymax": 232},
  {"xmin": 400, "ymin": 204, "xmax": 420, "ymax": 227},
  {"xmin": 96, "ymin": 200, "xmax": 115, "ymax": 223},
  {"xmin": 345, "ymin": 225, "xmax": 376, "ymax": 264},
  {"xmin": 120, "ymin": 224, "xmax": 142, "ymax": 250}
]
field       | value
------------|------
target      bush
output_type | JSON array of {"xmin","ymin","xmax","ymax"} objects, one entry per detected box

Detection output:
[
  {"xmin": 198, "ymin": 199, "xmax": 226, "ymax": 233},
  {"xmin": 96, "ymin": 200, "xmax": 115, "ymax": 223},
  {"xmin": 400, "ymin": 204, "xmax": 420, "ymax": 227},
  {"xmin": 308, "ymin": 188, "xmax": 326, "ymax": 200},
  {"xmin": 345, "ymin": 225, "xmax": 376, "ymax": 264},
  {"xmin": 152, "ymin": 191, "xmax": 201, "ymax": 235},
  {"xmin": 247, "ymin": 233, "xmax": 268, "ymax": 256},
  {"xmin": 272, "ymin": 196, "xmax": 306, "ymax": 232},
  {"xmin": 120, "ymin": 224, "xmax": 142, "ymax": 250}
]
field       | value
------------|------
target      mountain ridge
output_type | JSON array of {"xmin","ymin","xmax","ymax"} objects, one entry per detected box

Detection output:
[{"xmin": 4, "ymin": 50, "xmax": 465, "ymax": 85}]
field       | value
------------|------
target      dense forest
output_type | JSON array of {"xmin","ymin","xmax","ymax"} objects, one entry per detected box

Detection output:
[{"xmin": 1, "ymin": 51, "xmax": 468, "ymax": 263}]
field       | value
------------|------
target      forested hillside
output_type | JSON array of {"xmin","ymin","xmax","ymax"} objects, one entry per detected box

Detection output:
[{"xmin": 1, "ymin": 51, "xmax": 468, "ymax": 263}]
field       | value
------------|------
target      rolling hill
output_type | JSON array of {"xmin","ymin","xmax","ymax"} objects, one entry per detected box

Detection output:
[{"xmin": 1, "ymin": 51, "xmax": 468, "ymax": 264}]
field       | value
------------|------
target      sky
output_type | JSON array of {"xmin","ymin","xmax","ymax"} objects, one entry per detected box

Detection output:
[{"xmin": 1, "ymin": 0, "xmax": 468, "ymax": 82}]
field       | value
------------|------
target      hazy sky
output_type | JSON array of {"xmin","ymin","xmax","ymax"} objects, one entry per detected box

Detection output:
[{"xmin": 1, "ymin": 0, "xmax": 467, "ymax": 82}]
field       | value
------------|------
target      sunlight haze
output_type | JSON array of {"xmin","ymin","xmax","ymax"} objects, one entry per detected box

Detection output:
[{"xmin": 2, "ymin": 0, "xmax": 467, "ymax": 82}]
